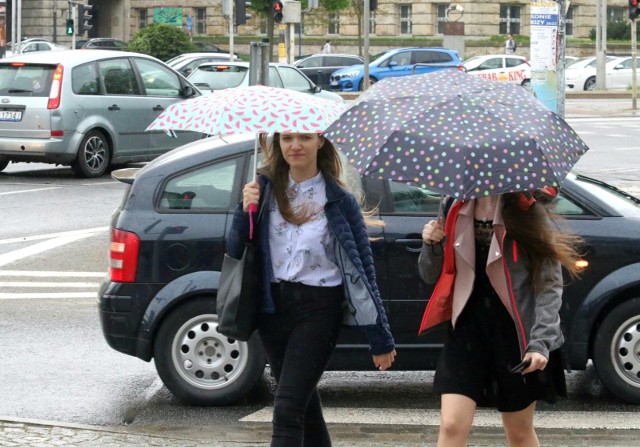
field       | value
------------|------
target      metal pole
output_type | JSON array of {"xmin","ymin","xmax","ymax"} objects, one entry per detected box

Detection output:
[
  {"xmin": 71, "ymin": 4, "xmax": 76, "ymax": 50},
  {"xmin": 363, "ymin": 0, "xmax": 370, "ymax": 91},
  {"xmin": 595, "ymin": 0, "xmax": 607, "ymax": 90},
  {"xmin": 53, "ymin": 0, "xmax": 58, "ymax": 44},
  {"xmin": 229, "ymin": 0, "xmax": 234, "ymax": 62},
  {"xmin": 16, "ymin": 0, "xmax": 21, "ymax": 45},
  {"xmin": 556, "ymin": 0, "xmax": 566, "ymax": 119},
  {"xmin": 632, "ymin": 18, "xmax": 637, "ymax": 110},
  {"xmin": 11, "ymin": 0, "xmax": 16, "ymax": 52}
]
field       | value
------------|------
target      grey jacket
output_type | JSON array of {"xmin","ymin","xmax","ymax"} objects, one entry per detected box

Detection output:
[{"xmin": 418, "ymin": 199, "xmax": 564, "ymax": 359}]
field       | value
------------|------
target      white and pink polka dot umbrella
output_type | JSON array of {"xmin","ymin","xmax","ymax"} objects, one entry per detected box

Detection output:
[{"xmin": 146, "ymin": 85, "xmax": 347, "ymax": 136}]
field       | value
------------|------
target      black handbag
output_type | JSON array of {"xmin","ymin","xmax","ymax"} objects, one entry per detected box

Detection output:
[{"xmin": 216, "ymin": 199, "xmax": 264, "ymax": 341}]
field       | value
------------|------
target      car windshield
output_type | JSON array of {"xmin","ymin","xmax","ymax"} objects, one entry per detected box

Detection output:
[
  {"xmin": 188, "ymin": 65, "xmax": 248, "ymax": 90},
  {"xmin": 0, "ymin": 63, "xmax": 55, "ymax": 97},
  {"xmin": 574, "ymin": 174, "xmax": 640, "ymax": 217}
]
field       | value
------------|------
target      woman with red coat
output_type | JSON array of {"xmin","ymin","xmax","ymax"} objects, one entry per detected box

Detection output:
[{"xmin": 419, "ymin": 191, "xmax": 583, "ymax": 447}]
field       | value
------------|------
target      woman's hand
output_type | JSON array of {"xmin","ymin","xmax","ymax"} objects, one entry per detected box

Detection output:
[
  {"xmin": 242, "ymin": 179, "xmax": 260, "ymax": 213},
  {"xmin": 422, "ymin": 219, "xmax": 444, "ymax": 245},
  {"xmin": 373, "ymin": 349, "xmax": 397, "ymax": 371},
  {"xmin": 521, "ymin": 352, "xmax": 548, "ymax": 374}
]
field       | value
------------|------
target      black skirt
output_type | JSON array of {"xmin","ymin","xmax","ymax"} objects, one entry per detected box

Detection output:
[{"xmin": 433, "ymin": 225, "xmax": 566, "ymax": 412}]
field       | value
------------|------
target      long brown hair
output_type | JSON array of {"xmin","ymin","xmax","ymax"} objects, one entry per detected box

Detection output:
[
  {"xmin": 501, "ymin": 191, "xmax": 584, "ymax": 289},
  {"xmin": 260, "ymin": 133, "xmax": 344, "ymax": 225}
]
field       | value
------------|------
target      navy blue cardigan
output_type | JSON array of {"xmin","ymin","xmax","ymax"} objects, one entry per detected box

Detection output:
[{"xmin": 226, "ymin": 174, "xmax": 395, "ymax": 355}]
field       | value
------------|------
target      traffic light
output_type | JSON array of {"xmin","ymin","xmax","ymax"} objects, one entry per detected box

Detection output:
[
  {"xmin": 273, "ymin": 0, "xmax": 283, "ymax": 23},
  {"xmin": 66, "ymin": 19, "xmax": 74, "ymax": 36},
  {"xmin": 631, "ymin": 0, "xmax": 640, "ymax": 20},
  {"xmin": 78, "ymin": 4, "xmax": 94, "ymax": 35},
  {"xmin": 370, "ymin": 0, "xmax": 378, "ymax": 11},
  {"xmin": 235, "ymin": 0, "xmax": 252, "ymax": 25}
]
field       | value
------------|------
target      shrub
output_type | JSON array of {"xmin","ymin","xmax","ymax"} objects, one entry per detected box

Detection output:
[{"xmin": 128, "ymin": 23, "xmax": 195, "ymax": 61}]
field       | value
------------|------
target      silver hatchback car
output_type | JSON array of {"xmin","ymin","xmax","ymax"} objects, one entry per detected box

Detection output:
[{"xmin": 0, "ymin": 50, "xmax": 201, "ymax": 177}]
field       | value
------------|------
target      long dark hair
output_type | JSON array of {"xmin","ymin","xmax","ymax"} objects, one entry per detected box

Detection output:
[
  {"xmin": 502, "ymin": 191, "xmax": 584, "ymax": 288},
  {"xmin": 260, "ymin": 133, "xmax": 344, "ymax": 225}
]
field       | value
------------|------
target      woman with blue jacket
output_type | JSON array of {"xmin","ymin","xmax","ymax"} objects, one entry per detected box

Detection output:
[{"xmin": 227, "ymin": 132, "xmax": 396, "ymax": 447}]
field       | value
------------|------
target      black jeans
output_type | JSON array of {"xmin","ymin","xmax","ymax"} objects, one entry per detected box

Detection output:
[{"xmin": 258, "ymin": 281, "xmax": 344, "ymax": 447}]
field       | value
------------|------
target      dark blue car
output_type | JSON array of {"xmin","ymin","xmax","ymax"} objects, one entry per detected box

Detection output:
[{"xmin": 99, "ymin": 134, "xmax": 640, "ymax": 406}]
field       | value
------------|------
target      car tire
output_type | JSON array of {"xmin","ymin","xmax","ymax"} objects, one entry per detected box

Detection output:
[
  {"xmin": 0, "ymin": 155, "xmax": 9, "ymax": 172},
  {"xmin": 153, "ymin": 296, "xmax": 266, "ymax": 406},
  {"xmin": 584, "ymin": 76, "xmax": 596, "ymax": 91},
  {"xmin": 71, "ymin": 129, "xmax": 110, "ymax": 178},
  {"xmin": 592, "ymin": 298, "xmax": 640, "ymax": 404},
  {"xmin": 359, "ymin": 77, "xmax": 377, "ymax": 91}
]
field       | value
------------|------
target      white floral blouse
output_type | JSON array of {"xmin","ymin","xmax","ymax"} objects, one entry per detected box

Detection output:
[{"xmin": 269, "ymin": 172, "xmax": 342, "ymax": 287}]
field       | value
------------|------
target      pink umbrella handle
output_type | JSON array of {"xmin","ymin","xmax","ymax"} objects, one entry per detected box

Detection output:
[{"xmin": 248, "ymin": 202, "xmax": 258, "ymax": 240}]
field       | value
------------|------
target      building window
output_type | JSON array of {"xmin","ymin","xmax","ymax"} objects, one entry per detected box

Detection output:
[
  {"xmin": 196, "ymin": 8, "xmax": 206, "ymax": 34},
  {"xmin": 607, "ymin": 7, "xmax": 626, "ymax": 22},
  {"xmin": 565, "ymin": 6, "xmax": 574, "ymax": 36},
  {"xmin": 260, "ymin": 17, "xmax": 268, "ymax": 34},
  {"xmin": 399, "ymin": 4, "xmax": 412, "ymax": 35},
  {"xmin": 369, "ymin": 10, "xmax": 376, "ymax": 35},
  {"xmin": 436, "ymin": 4, "xmax": 449, "ymax": 35},
  {"xmin": 328, "ymin": 12, "xmax": 339, "ymax": 35},
  {"xmin": 138, "ymin": 9, "xmax": 148, "ymax": 30},
  {"xmin": 499, "ymin": 5, "xmax": 521, "ymax": 35}
]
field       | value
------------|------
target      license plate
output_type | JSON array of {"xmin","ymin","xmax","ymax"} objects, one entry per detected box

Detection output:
[
  {"xmin": 0, "ymin": 110, "xmax": 22, "ymax": 122},
  {"xmin": 330, "ymin": 81, "xmax": 338, "ymax": 86}
]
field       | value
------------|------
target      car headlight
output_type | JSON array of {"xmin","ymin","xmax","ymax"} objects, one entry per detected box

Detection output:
[{"xmin": 340, "ymin": 70, "xmax": 361, "ymax": 79}]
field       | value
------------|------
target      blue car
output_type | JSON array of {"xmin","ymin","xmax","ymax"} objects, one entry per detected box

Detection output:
[{"xmin": 329, "ymin": 47, "xmax": 464, "ymax": 92}]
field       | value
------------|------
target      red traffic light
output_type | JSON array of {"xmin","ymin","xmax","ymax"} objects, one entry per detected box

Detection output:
[{"xmin": 273, "ymin": 0, "xmax": 283, "ymax": 22}]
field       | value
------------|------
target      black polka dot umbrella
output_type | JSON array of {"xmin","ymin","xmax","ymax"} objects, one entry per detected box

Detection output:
[{"xmin": 324, "ymin": 70, "xmax": 590, "ymax": 200}]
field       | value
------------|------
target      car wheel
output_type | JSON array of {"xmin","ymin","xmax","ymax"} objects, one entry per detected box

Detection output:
[
  {"xmin": 71, "ymin": 130, "xmax": 110, "ymax": 178},
  {"xmin": 0, "ymin": 155, "xmax": 9, "ymax": 172},
  {"xmin": 593, "ymin": 298, "xmax": 640, "ymax": 404},
  {"xmin": 153, "ymin": 296, "xmax": 266, "ymax": 406},
  {"xmin": 359, "ymin": 77, "xmax": 377, "ymax": 91},
  {"xmin": 584, "ymin": 76, "xmax": 596, "ymax": 91}
]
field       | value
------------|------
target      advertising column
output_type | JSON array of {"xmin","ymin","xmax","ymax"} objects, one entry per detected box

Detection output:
[{"xmin": 529, "ymin": 1, "xmax": 559, "ymax": 113}]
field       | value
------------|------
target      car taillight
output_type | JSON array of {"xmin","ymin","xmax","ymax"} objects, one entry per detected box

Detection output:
[
  {"xmin": 110, "ymin": 229, "xmax": 140, "ymax": 283},
  {"xmin": 47, "ymin": 64, "xmax": 64, "ymax": 110},
  {"xmin": 456, "ymin": 65, "xmax": 465, "ymax": 71}
]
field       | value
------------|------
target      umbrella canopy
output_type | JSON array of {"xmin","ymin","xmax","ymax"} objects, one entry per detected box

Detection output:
[
  {"xmin": 146, "ymin": 85, "xmax": 347, "ymax": 135},
  {"xmin": 323, "ymin": 70, "xmax": 590, "ymax": 200}
]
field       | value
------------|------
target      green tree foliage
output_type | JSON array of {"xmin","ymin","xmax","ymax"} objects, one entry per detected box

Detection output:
[
  {"xmin": 589, "ymin": 20, "xmax": 640, "ymax": 41},
  {"xmin": 128, "ymin": 23, "xmax": 194, "ymax": 61}
]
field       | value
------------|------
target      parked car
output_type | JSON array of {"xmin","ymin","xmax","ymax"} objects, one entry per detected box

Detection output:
[
  {"xmin": 166, "ymin": 52, "xmax": 240, "ymax": 77},
  {"xmin": 99, "ymin": 134, "xmax": 640, "ymax": 406},
  {"xmin": 564, "ymin": 55, "xmax": 620, "ymax": 91},
  {"xmin": 329, "ymin": 47, "xmax": 464, "ymax": 92},
  {"xmin": 5, "ymin": 38, "xmax": 67, "ymax": 57},
  {"xmin": 188, "ymin": 61, "xmax": 344, "ymax": 103},
  {"xmin": 79, "ymin": 38, "xmax": 128, "ymax": 51},
  {"xmin": 0, "ymin": 50, "xmax": 201, "ymax": 177},
  {"xmin": 293, "ymin": 53, "xmax": 364, "ymax": 89},
  {"xmin": 192, "ymin": 41, "xmax": 226, "ymax": 53},
  {"xmin": 463, "ymin": 54, "xmax": 531, "ymax": 88}
]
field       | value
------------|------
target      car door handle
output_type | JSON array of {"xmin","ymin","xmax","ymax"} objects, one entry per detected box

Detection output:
[
  {"xmin": 108, "ymin": 104, "xmax": 121, "ymax": 111},
  {"xmin": 152, "ymin": 105, "xmax": 164, "ymax": 112},
  {"xmin": 394, "ymin": 238, "xmax": 424, "ymax": 253}
]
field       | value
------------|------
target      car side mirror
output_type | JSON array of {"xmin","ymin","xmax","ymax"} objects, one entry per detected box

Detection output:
[
  {"xmin": 182, "ymin": 85, "xmax": 197, "ymax": 97},
  {"xmin": 389, "ymin": 61, "xmax": 398, "ymax": 67},
  {"xmin": 313, "ymin": 85, "xmax": 321, "ymax": 93}
]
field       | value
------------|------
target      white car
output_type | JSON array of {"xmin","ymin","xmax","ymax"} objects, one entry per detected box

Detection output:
[
  {"xmin": 463, "ymin": 54, "xmax": 531, "ymax": 88},
  {"xmin": 188, "ymin": 61, "xmax": 344, "ymax": 103},
  {"xmin": 5, "ymin": 38, "xmax": 67, "ymax": 58},
  {"xmin": 166, "ymin": 52, "xmax": 240, "ymax": 78},
  {"xmin": 564, "ymin": 55, "xmax": 620, "ymax": 91}
]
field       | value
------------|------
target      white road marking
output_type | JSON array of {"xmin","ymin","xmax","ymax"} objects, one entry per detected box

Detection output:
[
  {"xmin": 0, "ymin": 270, "xmax": 104, "ymax": 277},
  {"xmin": 0, "ymin": 232, "xmax": 101, "ymax": 267},
  {"xmin": 0, "ymin": 186, "xmax": 62, "ymax": 196},
  {"xmin": 241, "ymin": 407, "xmax": 640, "ymax": 430},
  {"xmin": 0, "ymin": 281, "xmax": 100, "ymax": 288},
  {"xmin": 0, "ymin": 226, "xmax": 109, "ymax": 246},
  {"xmin": 0, "ymin": 292, "xmax": 96, "ymax": 299}
]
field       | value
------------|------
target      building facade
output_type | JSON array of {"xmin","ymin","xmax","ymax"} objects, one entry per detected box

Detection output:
[{"xmin": 5, "ymin": 0, "xmax": 633, "ymax": 54}]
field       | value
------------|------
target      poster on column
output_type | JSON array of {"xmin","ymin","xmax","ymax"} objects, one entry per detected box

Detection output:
[{"xmin": 530, "ymin": 1, "xmax": 559, "ymax": 113}]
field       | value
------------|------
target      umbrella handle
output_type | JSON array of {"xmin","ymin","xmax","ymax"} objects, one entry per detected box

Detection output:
[{"xmin": 248, "ymin": 203, "xmax": 257, "ymax": 240}]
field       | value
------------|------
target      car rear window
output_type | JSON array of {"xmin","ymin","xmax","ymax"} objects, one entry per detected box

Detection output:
[
  {"xmin": 0, "ymin": 63, "xmax": 55, "ymax": 97},
  {"xmin": 189, "ymin": 65, "xmax": 248, "ymax": 90}
]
